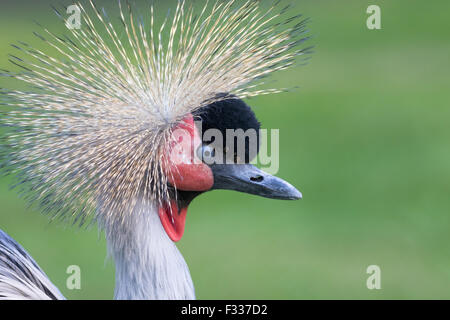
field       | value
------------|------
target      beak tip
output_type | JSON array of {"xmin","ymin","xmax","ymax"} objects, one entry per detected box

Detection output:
[
  {"xmin": 281, "ymin": 185, "xmax": 302, "ymax": 200},
  {"xmin": 292, "ymin": 189, "xmax": 303, "ymax": 200}
]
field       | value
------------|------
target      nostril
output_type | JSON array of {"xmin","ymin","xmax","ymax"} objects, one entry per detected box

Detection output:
[{"xmin": 250, "ymin": 175, "xmax": 264, "ymax": 183}]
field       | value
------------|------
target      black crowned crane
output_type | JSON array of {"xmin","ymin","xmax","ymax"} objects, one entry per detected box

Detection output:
[{"xmin": 0, "ymin": 0, "xmax": 310, "ymax": 299}]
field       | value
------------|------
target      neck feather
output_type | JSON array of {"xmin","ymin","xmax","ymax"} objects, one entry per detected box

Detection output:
[{"xmin": 103, "ymin": 199, "xmax": 195, "ymax": 300}]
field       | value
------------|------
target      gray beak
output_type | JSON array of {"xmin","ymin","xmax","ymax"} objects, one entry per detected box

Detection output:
[{"xmin": 211, "ymin": 164, "xmax": 302, "ymax": 200}]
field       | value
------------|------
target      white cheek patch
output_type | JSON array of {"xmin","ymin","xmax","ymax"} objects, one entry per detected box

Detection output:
[
  {"xmin": 169, "ymin": 126, "xmax": 202, "ymax": 166},
  {"xmin": 163, "ymin": 115, "xmax": 214, "ymax": 191}
]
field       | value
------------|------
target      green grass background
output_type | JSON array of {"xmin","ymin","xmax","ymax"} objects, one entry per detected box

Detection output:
[{"xmin": 0, "ymin": 0, "xmax": 449, "ymax": 299}]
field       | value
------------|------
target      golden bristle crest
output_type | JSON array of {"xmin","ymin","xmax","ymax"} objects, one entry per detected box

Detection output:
[{"xmin": 0, "ymin": 0, "xmax": 310, "ymax": 228}]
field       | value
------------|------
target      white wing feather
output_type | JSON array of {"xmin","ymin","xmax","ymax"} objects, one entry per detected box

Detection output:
[{"xmin": 0, "ymin": 230, "xmax": 65, "ymax": 300}]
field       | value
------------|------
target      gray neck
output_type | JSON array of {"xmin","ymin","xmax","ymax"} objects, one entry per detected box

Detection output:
[{"xmin": 103, "ymin": 200, "xmax": 195, "ymax": 300}]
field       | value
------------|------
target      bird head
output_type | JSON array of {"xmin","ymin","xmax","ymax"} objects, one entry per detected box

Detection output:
[
  {"xmin": 159, "ymin": 98, "xmax": 302, "ymax": 242},
  {"xmin": 0, "ymin": 0, "xmax": 310, "ymax": 238}
]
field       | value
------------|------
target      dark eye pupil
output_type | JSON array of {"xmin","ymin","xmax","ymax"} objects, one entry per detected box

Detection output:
[
  {"xmin": 198, "ymin": 145, "xmax": 215, "ymax": 162},
  {"xmin": 206, "ymin": 147, "xmax": 215, "ymax": 158}
]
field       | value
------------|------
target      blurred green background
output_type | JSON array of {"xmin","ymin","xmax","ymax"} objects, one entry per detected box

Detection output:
[{"xmin": 0, "ymin": 0, "xmax": 449, "ymax": 299}]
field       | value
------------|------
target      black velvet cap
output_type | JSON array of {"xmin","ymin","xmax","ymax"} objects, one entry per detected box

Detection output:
[{"xmin": 193, "ymin": 98, "xmax": 261, "ymax": 163}]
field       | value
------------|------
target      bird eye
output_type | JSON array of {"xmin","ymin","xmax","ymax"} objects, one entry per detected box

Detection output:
[{"xmin": 197, "ymin": 145, "xmax": 215, "ymax": 164}]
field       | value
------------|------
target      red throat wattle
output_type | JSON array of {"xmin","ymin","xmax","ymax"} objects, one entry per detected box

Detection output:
[
  {"xmin": 158, "ymin": 114, "xmax": 214, "ymax": 242},
  {"xmin": 158, "ymin": 200, "xmax": 188, "ymax": 242}
]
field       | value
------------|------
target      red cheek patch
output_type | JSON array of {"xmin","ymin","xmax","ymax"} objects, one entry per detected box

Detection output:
[{"xmin": 163, "ymin": 114, "xmax": 213, "ymax": 191}]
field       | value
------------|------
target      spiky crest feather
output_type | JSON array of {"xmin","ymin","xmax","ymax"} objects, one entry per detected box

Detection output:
[{"xmin": 0, "ymin": 0, "xmax": 310, "ymax": 229}]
